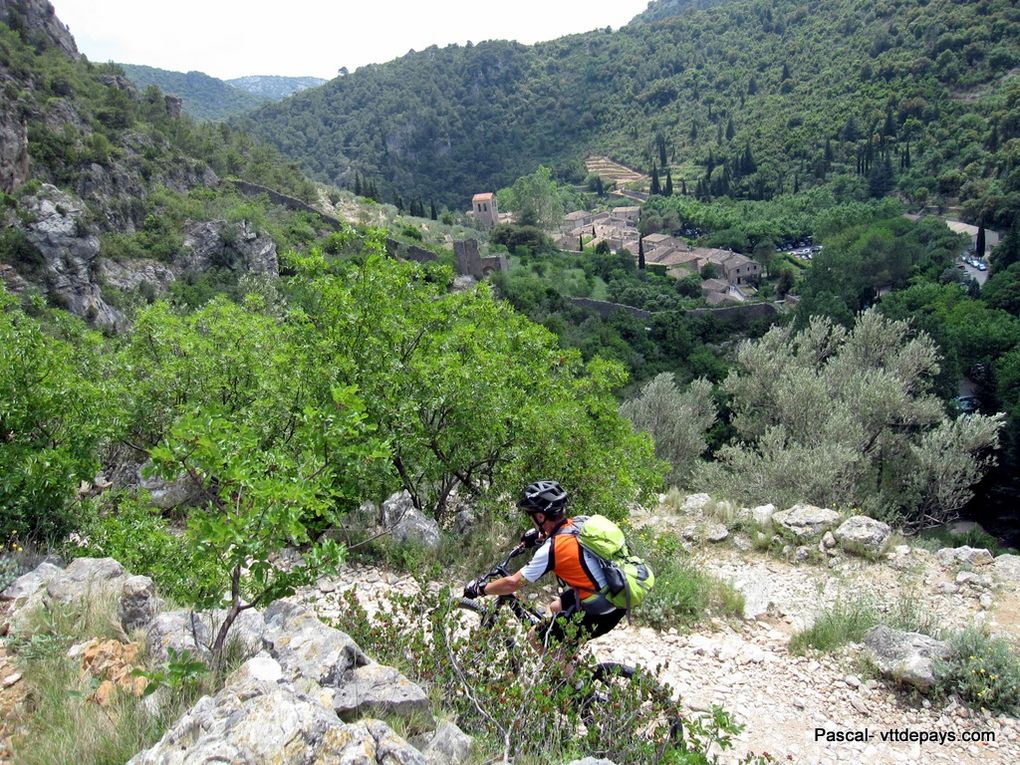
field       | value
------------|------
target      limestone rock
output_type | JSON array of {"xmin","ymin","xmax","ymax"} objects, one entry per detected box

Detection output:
[
  {"xmin": 381, "ymin": 490, "xmax": 440, "ymax": 549},
  {"xmin": 862, "ymin": 625, "xmax": 951, "ymax": 692},
  {"xmin": 936, "ymin": 546, "xmax": 994, "ymax": 567},
  {"xmin": 991, "ymin": 554, "xmax": 1020, "ymax": 585},
  {"xmin": 834, "ymin": 515, "xmax": 892, "ymax": 558},
  {"xmin": 423, "ymin": 720, "xmax": 473, "ymax": 765},
  {"xmin": 772, "ymin": 503, "xmax": 841, "ymax": 541},
  {"xmin": 138, "ymin": 462, "xmax": 206, "ymax": 510},
  {"xmin": 262, "ymin": 600, "xmax": 369, "ymax": 687},
  {"xmin": 127, "ymin": 656, "xmax": 425, "ymax": 765},
  {"xmin": 180, "ymin": 219, "xmax": 278, "ymax": 276},
  {"xmin": 681, "ymin": 493, "xmax": 712, "ymax": 513},
  {"xmin": 0, "ymin": 561, "xmax": 63, "ymax": 604},
  {"xmin": 0, "ymin": 0, "xmax": 81, "ymax": 60},
  {"xmin": 97, "ymin": 257, "xmax": 176, "ymax": 296},
  {"xmin": 0, "ymin": 105, "xmax": 29, "ymax": 193},
  {"xmin": 707, "ymin": 524, "xmax": 729, "ymax": 543},
  {"xmin": 333, "ymin": 663, "xmax": 433, "ymax": 727},
  {"xmin": 749, "ymin": 503, "xmax": 776, "ymax": 526},
  {"xmin": 21, "ymin": 185, "xmax": 121, "ymax": 328},
  {"xmin": 119, "ymin": 575, "xmax": 161, "ymax": 633},
  {"xmin": 46, "ymin": 557, "xmax": 125, "ymax": 604},
  {"xmin": 146, "ymin": 608, "xmax": 266, "ymax": 664}
]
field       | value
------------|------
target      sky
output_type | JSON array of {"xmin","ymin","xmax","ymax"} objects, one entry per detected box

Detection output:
[{"xmin": 53, "ymin": 0, "xmax": 651, "ymax": 81}]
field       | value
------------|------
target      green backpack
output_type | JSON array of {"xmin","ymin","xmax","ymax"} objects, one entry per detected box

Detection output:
[{"xmin": 575, "ymin": 515, "xmax": 655, "ymax": 610}]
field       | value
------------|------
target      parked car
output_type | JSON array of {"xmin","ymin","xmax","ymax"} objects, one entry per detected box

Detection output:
[
  {"xmin": 977, "ymin": 262, "xmax": 987, "ymax": 271},
  {"xmin": 954, "ymin": 395, "xmax": 979, "ymax": 413}
]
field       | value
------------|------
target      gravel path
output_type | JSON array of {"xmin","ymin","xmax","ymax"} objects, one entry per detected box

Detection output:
[{"xmin": 300, "ymin": 520, "xmax": 1020, "ymax": 765}]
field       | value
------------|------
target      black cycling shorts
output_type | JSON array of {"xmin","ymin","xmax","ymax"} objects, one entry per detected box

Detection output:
[{"xmin": 537, "ymin": 589, "xmax": 626, "ymax": 647}]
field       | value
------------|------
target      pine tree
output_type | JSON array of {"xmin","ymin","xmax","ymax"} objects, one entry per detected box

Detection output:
[{"xmin": 665, "ymin": 169, "xmax": 674, "ymax": 196}]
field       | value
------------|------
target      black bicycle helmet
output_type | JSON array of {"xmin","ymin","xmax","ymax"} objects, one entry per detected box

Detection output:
[{"xmin": 517, "ymin": 480, "xmax": 568, "ymax": 517}]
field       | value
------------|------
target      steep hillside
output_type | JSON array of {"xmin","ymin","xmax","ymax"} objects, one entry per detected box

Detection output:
[
  {"xmin": 118, "ymin": 64, "xmax": 270, "ymax": 121},
  {"xmin": 239, "ymin": 0, "xmax": 1019, "ymax": 223},
  {"xmin": 0, "ymin": 0, "xmax": 326, "ymax": 328}
]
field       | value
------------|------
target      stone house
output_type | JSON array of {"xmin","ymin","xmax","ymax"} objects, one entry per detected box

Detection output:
[
  {"xmin": 470, "ymin": 193, "xmax": 499, "ymax": 229},
  {"xmin": 562, "ymin": 210, "xmax": 593, "ymax": 234}
]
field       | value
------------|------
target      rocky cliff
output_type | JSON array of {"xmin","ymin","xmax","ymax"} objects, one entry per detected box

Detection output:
[{"xmin": 0, "ymin": 0, "xmax": 78, "ymax": 60}]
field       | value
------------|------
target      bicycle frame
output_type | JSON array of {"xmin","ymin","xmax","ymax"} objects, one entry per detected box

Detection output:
[{"xmin": 460, "ymin": 542, "xmax": 545, "ymax": 629}]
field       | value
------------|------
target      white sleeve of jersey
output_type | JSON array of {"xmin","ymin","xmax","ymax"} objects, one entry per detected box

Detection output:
[{"xmin": 519, "ymin": 538, "xmax": 554, "ymax": 582}]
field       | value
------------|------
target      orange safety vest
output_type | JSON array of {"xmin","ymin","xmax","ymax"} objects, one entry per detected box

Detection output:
[{"xmin": 549, "ymin": 520, "xmax": 601, "ymax": 601}]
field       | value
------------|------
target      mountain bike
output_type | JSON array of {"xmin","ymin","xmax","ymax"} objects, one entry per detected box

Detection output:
[{"xmin": 456, "ymin": 542, "xmax": 683, "ymax": 748}]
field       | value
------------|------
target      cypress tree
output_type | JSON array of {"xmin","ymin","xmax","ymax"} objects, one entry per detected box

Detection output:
[
  {"xmin": 781, "ymin": 61, "xmax": 790, "ymax": 81},
  {"xmin": 665, "ymin": 169, "xmax": 674, "ymax": 196},
  {"xmin": 579, "ymin": 233, "xmax": 584, "ymax": 252},
  {"xmin": 650, "ymin": 165, "xmax": 661, "ymax": 195},
  {"xmin": 726, "ymin": 116, "xmax": 735, "ymax": 141},
  {"xmin": 430, "ymin": 200, "xmax": 438, "ymax": 220},
  {"xmin": 976, "ymin": 225, "xmax": 986, "ymax": 259},
  {"xmin": 353, "ymin": 173, "xmax": 362, "ymax": 196},
  {"xmin": 681, "ymin": 178, "xmax": 688, "ymax": 196},
  {"xmin": 638, "ymin": 236, "xmax": 645, "ymax": 269}
]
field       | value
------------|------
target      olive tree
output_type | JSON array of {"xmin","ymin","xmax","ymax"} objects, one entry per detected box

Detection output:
[
  {"xmin": 619, "ymin": 374, "xmax": 717, "ymax": 487},
  {"xmin": 699, "ymin": 309, "xmax": 1003, "ymax": 528}
]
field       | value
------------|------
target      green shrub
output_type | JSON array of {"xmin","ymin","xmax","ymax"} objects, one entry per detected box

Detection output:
[
  {"xmin": 71, "ymin": 493, "xmax": 219, "ymax": 607},
  {"xmin": 0, "ymin": 291, "xmax": 107, "ymax": 543},
  {"xmin": 936, "ymin": 628, "xmax": 1020, "ymax": 715},
  {"xmin": 332, "ymin": 587, "xmax": 755, "ymax": 764},
  {"xmin": 631, "ymin": 529, "xmax": 744, "ymax": 629},
  {"xmin": 789, "ymin": 597, "xmax": 880, "ymax": 654}
]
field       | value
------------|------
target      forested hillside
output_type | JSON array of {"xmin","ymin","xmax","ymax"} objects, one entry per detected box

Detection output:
[
  {"xmin": 119, "ymin": 64, "xmax": 270, "ymax": 120},
  {"xmin": 240, "ymin": 0, "xmax": 1018, "ymax": 223}
]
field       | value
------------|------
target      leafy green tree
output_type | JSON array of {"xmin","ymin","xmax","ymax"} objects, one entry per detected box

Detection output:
[
  {"xmin": 1, "ymin": 291, "xmax": 108, "ymax": 542},
  {"xmin": 498, "ymin": 165, "xmax": 566, "ymax": 230},
  {"xmin": 120, "ymin": 293, "xmax": 389, "ymax": 666},
  {"xmin": 700, "ymin": 309, "xmax": 1004, "ymax": 528},
  {"xmin": 983, "ymin": 264, "xmax": 1020, "ymax": 317}
]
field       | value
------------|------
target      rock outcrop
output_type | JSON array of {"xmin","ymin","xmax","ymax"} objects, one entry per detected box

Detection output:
[
  {"xmin": 128, "ymin": 655, "xmax": 426, "ymax": 765},
  {"xmin": 381, "ymin": 490, "xmax": 440, "ymax": 549},
  {"xmin": 834, "ymin": 515, "xmax": 892, "ymax": 557},
  {"xmin": 771, "ymin": 503, "xmax": 841, "ymax": 541},
  {"xmin": 21, "ymin": 185, "xmax": 123, "ymax": 329},
  {"xmin": 0, "ymin": 105, "xmax": 29, "ymax": 193},
  {"xmin": 862, "ymin": 625, "xmax": 951, "ymax": 692},
  {"xmin": 0, "ymin": 0, "xmax": 80, "ymax": 61}
]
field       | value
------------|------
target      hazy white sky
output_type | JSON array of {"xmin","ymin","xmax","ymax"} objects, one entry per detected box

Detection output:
[{"xmin": 53, "ymin": 0, "xmax": 650, "ymax": 80}]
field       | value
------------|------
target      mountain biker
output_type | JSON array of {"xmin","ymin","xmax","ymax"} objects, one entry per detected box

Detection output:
[{"xmin": 464, "ymin": 480, "xmax": 626, "ymax": 650}]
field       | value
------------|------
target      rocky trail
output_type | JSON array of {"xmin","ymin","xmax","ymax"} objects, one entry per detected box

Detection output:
[{"xmin": 295, "ymin": 500, "xmax": 1020, "ymax": 765}]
